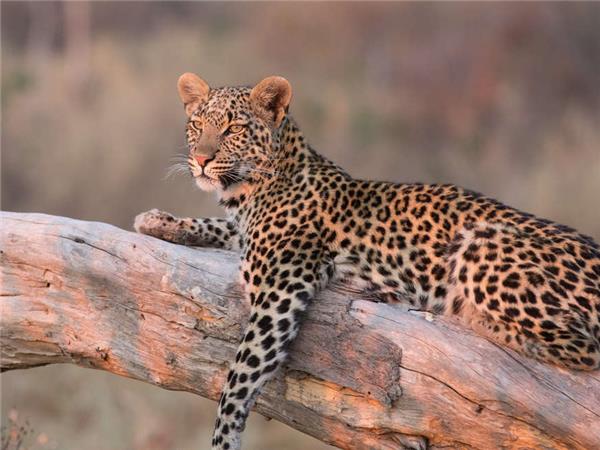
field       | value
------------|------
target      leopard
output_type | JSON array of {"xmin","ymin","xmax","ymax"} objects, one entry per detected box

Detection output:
[{"xmin": 134, "ymin": 73, "xmax": 600, "ymax": 450}]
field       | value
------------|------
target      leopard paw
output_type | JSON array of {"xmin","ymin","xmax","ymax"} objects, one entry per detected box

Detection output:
[{"xmin": 133, "ymin": 209, "xmax": 176, "ymax": 237}]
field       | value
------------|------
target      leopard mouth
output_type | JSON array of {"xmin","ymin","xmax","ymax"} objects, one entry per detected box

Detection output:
[
  {"xmin": 193, "ymin": 173, "xmax": 220, "ymax": 192},
  {"xmin": 189, "ymin": 157, "xmax": 246, "ymax": 191},
  {"xmin": 192, "ymin": 168, "xmax": 245, "ymax": 192},
  {"xmin": 196, "ymin": 172, "xmax": 215, "ymax": 181},
  {"xmin": 189, "ymin": 163, "xmax": 218, "ymax": 182}
]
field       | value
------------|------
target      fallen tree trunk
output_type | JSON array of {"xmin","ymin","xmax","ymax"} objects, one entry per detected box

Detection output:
[{"xmin": 1, "ymin": 211, "xmax": 599, "ymax": 450}]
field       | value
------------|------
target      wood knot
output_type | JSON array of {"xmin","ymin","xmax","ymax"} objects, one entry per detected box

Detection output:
[{"xmin": 95, "ymin": 347, "xmax": 109, "ymax": 361}]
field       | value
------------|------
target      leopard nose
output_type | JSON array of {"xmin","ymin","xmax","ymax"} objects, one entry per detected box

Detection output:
[{"xmin": 194, "ymin": 154, "xmax": 214, "ymax": 167}]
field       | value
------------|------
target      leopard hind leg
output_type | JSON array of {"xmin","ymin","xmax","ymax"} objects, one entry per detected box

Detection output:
[{"xmin": 445, "ymin": 222, "xmax": 600, "ymax": 370}]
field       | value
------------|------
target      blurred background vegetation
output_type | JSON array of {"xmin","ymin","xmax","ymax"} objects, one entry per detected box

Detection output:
[{"xmin": 1, "ymin": 2, "xmax": 599, "ymax": 449}]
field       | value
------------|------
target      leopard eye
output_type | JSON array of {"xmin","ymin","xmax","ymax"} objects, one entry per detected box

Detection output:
[
  {"xmin": 228, "ymin": 124, "xmax": 245, "ymax": 134},
  {"xmin": 190, "ymin": 120, "xmax": 203, "ymax": 133}
]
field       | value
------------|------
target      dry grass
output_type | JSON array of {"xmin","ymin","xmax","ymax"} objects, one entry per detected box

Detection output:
[{"xmin": 1, "ymin": 366, "xmax": 329, "ymax": 450}]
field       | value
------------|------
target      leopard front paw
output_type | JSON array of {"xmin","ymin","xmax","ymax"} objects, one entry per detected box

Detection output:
[{"xmin": 134, "ymin": 209, "xmax": 177, "ymax": 239}]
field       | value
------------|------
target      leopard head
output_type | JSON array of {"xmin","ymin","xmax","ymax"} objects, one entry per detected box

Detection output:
[{"xmin": 177, "ymin": 73, "xmax": 292, "ymax": 192}]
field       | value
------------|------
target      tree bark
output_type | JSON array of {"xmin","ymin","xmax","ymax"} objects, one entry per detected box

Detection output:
[{"xmin": 1, "ymin": 211, "xmax": 599, "ymax": 450}]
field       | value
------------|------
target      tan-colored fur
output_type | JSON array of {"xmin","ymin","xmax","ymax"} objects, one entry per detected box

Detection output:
[{"xmin": 135, "ymin": 74, "xmax": 600, "ymax": 450}]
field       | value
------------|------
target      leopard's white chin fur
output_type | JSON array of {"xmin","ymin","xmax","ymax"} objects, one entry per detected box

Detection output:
[{"xmin": 195, "ymin": 175, "xmax": 219, "ymax": 192}]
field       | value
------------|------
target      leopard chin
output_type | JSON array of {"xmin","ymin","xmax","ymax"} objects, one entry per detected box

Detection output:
[{"xmin": 194, "ymin": 175, "xmax": 220, "ymax": 192}]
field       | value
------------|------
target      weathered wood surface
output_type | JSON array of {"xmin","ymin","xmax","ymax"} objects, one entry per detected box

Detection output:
[{"xmin": 1, "ymin": 211, "xmax": 599, "ymax": 450}]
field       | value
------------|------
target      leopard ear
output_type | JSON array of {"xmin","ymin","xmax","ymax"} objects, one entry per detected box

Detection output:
[
  {"xmin": 250, "ymin": 76, "xmax": 292, "ymax": 128},
  {"xmin": 177, "ymin": 73, "xmax": 210, "ymax": 116}
]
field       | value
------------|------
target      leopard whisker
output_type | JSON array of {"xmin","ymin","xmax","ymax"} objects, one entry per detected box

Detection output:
[
  {"xmin": 170, "ymin": 154, "xmax": 191, "ymax": 162},
  {"xmin": 164, "ymin": 162, "xmax": 191, "ymax": 180}
]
